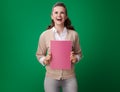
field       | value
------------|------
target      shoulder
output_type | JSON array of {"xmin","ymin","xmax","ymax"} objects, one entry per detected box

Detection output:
[
  {"xmin": 38, "ymin": 29, "xmax": 52, "ymax": 42},
  {"xmin": 68, "ymin": 29, "xmax": 79, "ymax": 37},
  {"xmin": 40, "ymin": 29, "xmax": 52, "ymax": 37}
]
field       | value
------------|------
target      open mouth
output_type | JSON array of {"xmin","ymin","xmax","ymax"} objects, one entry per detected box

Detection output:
[{"xmin": 56, "ymin": 18, "xmax": 62, "ymax": 21}]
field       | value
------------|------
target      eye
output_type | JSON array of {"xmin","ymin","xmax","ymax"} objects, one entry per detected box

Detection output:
[
  {"xmin": 55, "ymin": 11, "xmax": 58, "ymax": 14},
  {"xmin": 61, "ymin": 12, "xmax": 65, "ymax": 14}
]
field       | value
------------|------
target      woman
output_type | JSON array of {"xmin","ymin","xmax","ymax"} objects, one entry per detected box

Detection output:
[{"xmin": 36, "ymin": 2, "xmax": 82, "ymax": 92}]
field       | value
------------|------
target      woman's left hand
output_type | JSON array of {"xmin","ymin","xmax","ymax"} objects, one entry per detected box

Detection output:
[{"xmin": 70, "ymin": 51, "xmax": 77, "ymax": 63}]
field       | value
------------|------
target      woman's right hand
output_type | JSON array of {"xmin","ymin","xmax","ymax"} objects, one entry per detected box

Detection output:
[{"xmin": 43, "ymin": 52, "xmax": 52, "ymax": 65}]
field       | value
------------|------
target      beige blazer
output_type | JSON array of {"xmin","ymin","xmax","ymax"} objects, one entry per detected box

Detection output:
[{"xmin": 36, "ymin": 28, "xmax": 82, "ymax": 80}]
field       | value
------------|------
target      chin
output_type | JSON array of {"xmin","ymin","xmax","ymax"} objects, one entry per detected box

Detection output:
[{"xmin": 56, "ymin": 22, "xmax": 64, "ymax": 25}]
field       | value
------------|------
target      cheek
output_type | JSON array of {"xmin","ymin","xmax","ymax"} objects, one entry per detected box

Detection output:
[
  {"xmin": 52, "ymin": 15, "xmax": 56, "ymax": 19},
  {"xmin": 62, "ymin": 14, "xmax": 67, "ymax": 18},
  {"xmin": 51, "ymin": 15, "xmax": 55, "ymax": 20}
]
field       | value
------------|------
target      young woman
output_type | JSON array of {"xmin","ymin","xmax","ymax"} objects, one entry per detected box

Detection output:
[{"xmin": 36, "ymin": 2, "xmax": 82, "ymax": 92}]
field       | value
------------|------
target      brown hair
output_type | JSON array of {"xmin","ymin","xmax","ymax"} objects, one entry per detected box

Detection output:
[{"xmin": 47, "ymin": 2, "xmax": 75, "ymax": 30}]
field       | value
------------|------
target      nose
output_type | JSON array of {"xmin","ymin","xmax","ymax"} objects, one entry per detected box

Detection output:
[{"xmin": 58, "ymin": 13, "xmax": 61, "ymax": 17}]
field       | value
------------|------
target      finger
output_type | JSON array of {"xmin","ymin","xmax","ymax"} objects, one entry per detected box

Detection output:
[
  {"xmin": 71, "ymin": 51, "xmax": 74, "ymax": 54},
  {"xmin": 71, "ymin": 52, "xmax": 75, "ymax": 57},
  {"xmin": 44, "ymin": 60, "xmax": 47, "ymax": 65},
  {"xmin": 45, "ymin": 56, "xmax": 50, "ymax": 61},
  {"xmin": 70, "ymin": 56, "xmax": 74, "ymax": 61},
  {"xmin": 70, "ymin": 54, "xmax": 73, "ymax": 57},
  {"xmin": 47, "ymin": 54, "xmax": 52, "ymax": 59},
  {"xmin": 72, "ymin": 59, "xmax": 76, "ymax": 63},
  {"xmin": 46, "ymin": 54, "xmax": 52, "ymax": 61},
  {"xmin": 48, "ymin": 51, "xmax": 52, "ymax": 55}
]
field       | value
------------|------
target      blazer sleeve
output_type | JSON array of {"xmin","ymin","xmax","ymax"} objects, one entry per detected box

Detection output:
[
  {"xmin": 74, "ymin": 32, "xmax": 82, "ymax": 59},
  {"xmin": 36, "ymin": 32, "xmax": 47, "ymax": 61}
]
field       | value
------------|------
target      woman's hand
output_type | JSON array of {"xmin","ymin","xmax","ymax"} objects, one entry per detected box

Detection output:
[
  {"xmin": 70, "ymin": 51, "xmax": 77, "ymax": 64},
  {"xmin": 43, "ymin": 52, "xmax": 52, "ymax": 65}
]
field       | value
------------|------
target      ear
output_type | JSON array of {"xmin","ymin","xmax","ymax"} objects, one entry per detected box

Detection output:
[{"xmin": 51, "ymin": 14, "xmax": 53, "ymax": 20}]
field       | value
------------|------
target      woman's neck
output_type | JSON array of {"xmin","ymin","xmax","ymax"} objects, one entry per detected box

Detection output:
[{"xmin": 54, "ymin": 24, "xmax": 64, "ymax": 34}]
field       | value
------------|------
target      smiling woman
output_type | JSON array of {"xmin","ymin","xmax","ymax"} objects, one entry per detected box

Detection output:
[
  {"xmin": 36, "ymin": 2, "xmax": 82, "ymax": 92},
  {"xmin": 1, "ymin": 0, "xmax": 120, "ymax": 92}
]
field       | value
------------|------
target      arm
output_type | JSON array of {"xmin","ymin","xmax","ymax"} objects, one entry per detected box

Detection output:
[
  {"xmin": 36, "ymin": 32, "xmax": 47, "ymax": 66},
  {"xmin": 71, "ymin": 32, "xmax": 82, "ymax": 63}
]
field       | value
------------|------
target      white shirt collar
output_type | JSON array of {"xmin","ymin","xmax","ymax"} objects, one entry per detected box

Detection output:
[
  {"xmin": 52, "ymin": 27, "xmax": 67, "ymax": 33},
  {"xmin": 51, "ymin": 27, "xmax": 68, "ymax": 40}
]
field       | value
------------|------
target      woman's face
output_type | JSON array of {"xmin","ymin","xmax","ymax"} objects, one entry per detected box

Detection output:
[{"xmin": 51, "ymin": 6, "xmax": 67, "ymax": 26}]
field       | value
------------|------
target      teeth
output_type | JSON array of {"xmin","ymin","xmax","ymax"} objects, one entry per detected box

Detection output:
[
  {"xmin": 57, "ymin": 19, "xmax": 62, "ymax": 21},
  {"xmin": 57, "ymin": 18, "xmax": 61, "ymax": 19}
]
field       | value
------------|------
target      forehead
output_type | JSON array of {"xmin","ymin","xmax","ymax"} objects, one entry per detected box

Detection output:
[{"xmin": 53, "ymin": 6, "xmax": 66, "ymax": 12}]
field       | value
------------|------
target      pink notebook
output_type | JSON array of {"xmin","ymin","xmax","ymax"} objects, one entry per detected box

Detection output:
[{"xmin": 50, "ymin": 40, "xmax": 72, "ymax": 69}]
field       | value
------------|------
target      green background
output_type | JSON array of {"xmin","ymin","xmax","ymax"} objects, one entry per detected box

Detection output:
[{"xmin": 0, "ymin": 0, "xmax": 120, "ymax": 92}]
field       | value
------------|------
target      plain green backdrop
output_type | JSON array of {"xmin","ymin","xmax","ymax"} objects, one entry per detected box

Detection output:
[{"xmin": 0, "ymin": 0, "xmax": 120, "ymax": 92}]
